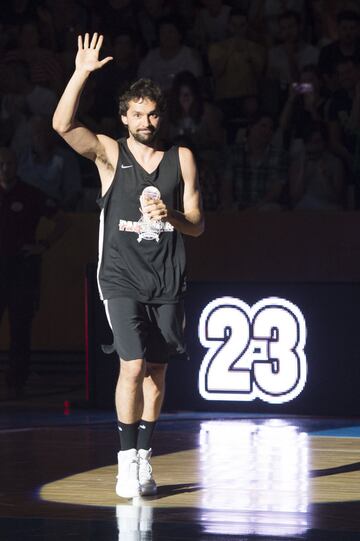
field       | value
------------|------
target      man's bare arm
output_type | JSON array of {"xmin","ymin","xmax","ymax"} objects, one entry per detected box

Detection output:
[
  {"xmin": 142, "ymin": 147, "xmax": 204, "ymax": 237},
  {"xmin": 52, "ymin": 33, "xmax": 117, "ymax": 191}
]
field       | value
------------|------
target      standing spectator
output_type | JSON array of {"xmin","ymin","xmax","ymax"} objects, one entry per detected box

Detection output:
[
  {"xmin": 208, "ymin": 9, "xmax": 265, "ymax": 122},
  {"xmin": 289, "ymin": 122, "xmax": 345, "ymax": 209},
  {"xmin": 0, "ymin": 146, "xmax": 66, "ymax": 398},
  {"xmin": 267, "ymin": 11, "xmax": 319, "ymax": 95},
  {"xmin": 318, "ymin": 10, "xmax": 360, "ymax": 93},
  {"xmin": 223, "ymin": 113, "xmax": 288, "ymax": 210},
  {"xmin": 138, "ymin": 16, "xmax": 203, "ymax": 91}
]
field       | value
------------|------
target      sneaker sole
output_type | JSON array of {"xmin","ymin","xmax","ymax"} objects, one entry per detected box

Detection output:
[{"xmin": 116, "ymin": 484, "xmax": 141, "ymax": 499}]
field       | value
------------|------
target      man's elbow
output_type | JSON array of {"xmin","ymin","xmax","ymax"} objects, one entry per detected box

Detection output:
[
  {"xmin": 192, "ymin": 219, "xmax": 205, "ymax": 237},
  {"xmin": 52, "ymin": 114, "xmax": 71, "ymax": 136}
]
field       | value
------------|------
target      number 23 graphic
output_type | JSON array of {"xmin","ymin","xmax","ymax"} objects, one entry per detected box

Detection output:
[{"xmin": 198, "ymin": 297, "xmax": 307, "ymax": 404}]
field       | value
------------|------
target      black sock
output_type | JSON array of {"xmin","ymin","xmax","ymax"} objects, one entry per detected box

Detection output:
[
  {"xmin": 118, "ymin": 421, "xmax": 139, "ymax": 451},
  {"xmin": 137, "ymin": 419, "xmax": 156, "ymax": 451}
]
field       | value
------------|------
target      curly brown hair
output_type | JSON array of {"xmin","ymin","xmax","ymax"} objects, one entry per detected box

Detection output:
[{"xmin": 118, "ymin": 78, "xmax": 167, "ymax": 116}]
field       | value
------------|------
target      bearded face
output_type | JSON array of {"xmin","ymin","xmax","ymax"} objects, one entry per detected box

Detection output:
[{"xmin": 122, "ymin": 98, "xmax": 161, "ymax": 144}]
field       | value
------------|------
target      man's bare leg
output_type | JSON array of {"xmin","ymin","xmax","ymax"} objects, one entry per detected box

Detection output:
[
  {"xmin": 141, "ymin": 363, "xmax": 167, "ymax": 422},
  {"xmin": 115, "ymin": 358, "xmax": 145, "ymax": 422},
  {"xmin": 115, "ymin": 358, "xmax": 146, "ymax": 498},
  {"xmin": 136, "ymin": 362, "xmax": 167, "ymax": 495}
]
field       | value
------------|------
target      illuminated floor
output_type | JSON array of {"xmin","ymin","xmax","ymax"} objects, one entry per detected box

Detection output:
[{"xmin": 0, "ymin": 406, "xmax": 360, "ymax": 540}]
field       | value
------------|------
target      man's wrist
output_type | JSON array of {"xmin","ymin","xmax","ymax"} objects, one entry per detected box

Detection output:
[{"xmin": 73, "ymin": 68, "xmax": 91, "ymax": 80}]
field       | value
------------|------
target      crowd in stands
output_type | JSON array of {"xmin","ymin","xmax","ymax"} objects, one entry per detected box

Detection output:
[{"xmin": 1, "ymin": 0, "xmax": 360, "ymax": 211}]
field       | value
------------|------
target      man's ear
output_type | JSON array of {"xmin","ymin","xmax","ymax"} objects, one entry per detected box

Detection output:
[{"xmin": 121, "ymin": 115, "xmax": 128, "ymax": 126}]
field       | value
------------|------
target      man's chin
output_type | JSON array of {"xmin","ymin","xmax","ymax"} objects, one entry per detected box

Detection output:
[{"xmin": 133, "ymin": 132, "xmax": 156, "ymax": 144}]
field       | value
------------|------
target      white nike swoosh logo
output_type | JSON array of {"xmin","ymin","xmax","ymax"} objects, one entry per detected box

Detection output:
[
  {"xmin": 139, "ymin": 425, "xmax": 146, "ymax": 429},
  {"xmin": 121, "ymin": 164, "xmax": 133, "ymax": 169}
]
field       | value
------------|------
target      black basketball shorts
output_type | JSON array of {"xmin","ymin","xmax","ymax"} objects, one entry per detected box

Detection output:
[{"xmin": 103, "ymin": 297, "xmax": 186, "ymax": 363}]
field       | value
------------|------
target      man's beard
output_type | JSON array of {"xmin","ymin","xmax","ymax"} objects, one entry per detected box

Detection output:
[{"xmin": 130, "ymin": 126, "xmax": 158, "ymax": 144}]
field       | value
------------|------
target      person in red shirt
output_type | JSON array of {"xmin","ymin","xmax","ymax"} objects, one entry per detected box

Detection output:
[{"xmin": 0, "ymin": 147, "xmax": 66, "ymax": 398}]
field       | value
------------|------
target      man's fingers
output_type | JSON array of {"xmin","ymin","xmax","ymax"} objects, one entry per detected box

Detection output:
[
  {"xmin": 78, "ymin": 35, "xmax": 83, "ymax": 50},
  {"xmin": 90, "ymin": 32, "xmax": 98, "ymax": 49},
  {"xmin": 83, "ymin": 33, "xmax": 90, "ymax": 49},
  {"xmin": 100, "ymin": 56, "xmax": 113, "ymax": 67},
  {"xmin": 95, "ymin": 34, "xmax": 104, "ymax": 50}
]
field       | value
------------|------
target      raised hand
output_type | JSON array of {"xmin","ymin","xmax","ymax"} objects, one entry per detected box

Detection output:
[{"xmin": 75, "ymin": 33, "xmax": 113, "ymax": 73}]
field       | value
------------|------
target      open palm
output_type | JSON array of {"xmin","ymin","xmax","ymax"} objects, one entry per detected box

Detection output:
[{"xmin": 76, "ymin": 33, "xmax": 113, "ymax": 72}]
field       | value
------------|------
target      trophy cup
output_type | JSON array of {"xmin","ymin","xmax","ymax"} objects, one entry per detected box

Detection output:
[{"xmin": 138, "ymin": 186, "xmax": 162, "ymax": 242}]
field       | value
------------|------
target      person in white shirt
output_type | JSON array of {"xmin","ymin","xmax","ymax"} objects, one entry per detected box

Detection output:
[{"xmin": 138, "ymin": 16, "xmax": 203, "ymax": 91}]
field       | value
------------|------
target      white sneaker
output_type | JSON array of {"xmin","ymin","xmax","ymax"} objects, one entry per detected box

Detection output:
[
  {"xmin": 116, "ymin": 448, "xmax": 141, "ymax": 499},
  {"xmin": 138, "ymin": 448, "xmax": 157, "ymax": 496}
]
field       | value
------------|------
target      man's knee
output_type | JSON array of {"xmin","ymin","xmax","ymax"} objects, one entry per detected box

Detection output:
[{"xmin": 119, "ymin": 358, "xmax": 145, "ymax": 385}]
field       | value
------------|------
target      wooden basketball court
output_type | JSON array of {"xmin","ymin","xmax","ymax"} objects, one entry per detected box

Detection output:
[{"xmin": 0, "ymin": 396, "xmax": 359, "ymax": 541}]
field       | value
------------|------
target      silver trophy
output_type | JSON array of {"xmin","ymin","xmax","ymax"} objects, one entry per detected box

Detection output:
[{"xmin": 138, "ymin": 186, "xmax": 162, "ymax": 242}]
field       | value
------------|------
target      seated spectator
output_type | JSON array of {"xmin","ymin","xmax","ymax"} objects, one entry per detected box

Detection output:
[
  {"xmin": 138, "ymin": 0, "xmax": 173, "ymax": 50},
  {"xmin": 279, "ymin": 64, "xmax": 329, "ymax": 151},
  {"xmin": 193, "ymin": 0, "xmax": 232, "ymax": 54},
  {"xmin": 267, "ymin": 10, "xmax": 319, "ymax": 95},
  {"xmin": 52, "ymin": 1, "xmax": 91, "ymax": 79},
  {"xmin": 234, "ymin": 94, "xmax": 261, "ymax": 143},
  {"xmin": 93, "ymin": 0, "xmax": 139, "ymax": 39},
  {"xmin": 318, "ymin": 10, "xmax": 360, "ymax": 92},
  {"xmin": 223, "ymin": 113, "xmax": 288, "ymax": 210},
  {"xmin": 4, "ymin": 19, "xmax": 64, "ymax": 95},
  {"xmin": 16, "ymin": 116, "xmax": 82, "ymax": 210},
  {"xmin": 289, "ymin": 122, "xmax": 345, "ymax": 209},
  {"xmin": 0, "ymin": 61, "xmax": 58, "ymax": 146},
  {"xmin": 165, "ymin": 70, "xmax": 225, "ymax": 210},
  {"xmin": 173, "ymin": 0, "xmax": 199, "ymax": 45},
  {"xmin": 166, "ymin": 71, "xmax": 225, "ymax": 151},
  {"xmin": 249, "ymin": 0, "xmax": 305, "ymax": 46},
  {"xmin": 208, "ymin": 9, "xmax": 265, "ymax": 121},
  {"xmin": 327, "ymin": 58, "xmax": 360, "ymax": 176},
  {"xmin": 307, "ymin": 0, "xmax": 341, "ymax": 47},
  {"xmin": 94, "ymin": 30, "xmax": 140, "ymax": 136},
  {"xmin": 138, "ymin": 16, "xmax": 203, "ymax": 91}
]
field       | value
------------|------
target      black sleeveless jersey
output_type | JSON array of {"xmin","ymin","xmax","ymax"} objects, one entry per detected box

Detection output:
[{"xmin": 97, "ymin": 138, "xmax": 186, "ymax": 303}]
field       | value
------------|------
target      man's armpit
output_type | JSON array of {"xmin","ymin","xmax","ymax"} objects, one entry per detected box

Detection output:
[{"xmin": 97, "ymin": 150, "xmax": 114, "ymax": 172}]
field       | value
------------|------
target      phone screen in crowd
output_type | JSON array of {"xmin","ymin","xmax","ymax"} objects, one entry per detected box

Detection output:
[{"xmin": 292, "ymin": 82, "xmax": 314, "ymax": 94}]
